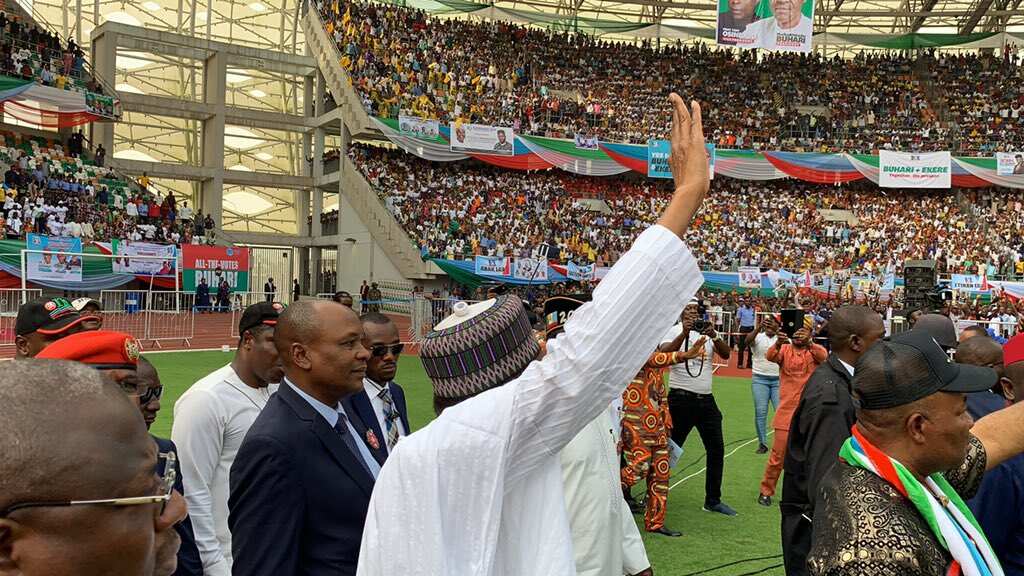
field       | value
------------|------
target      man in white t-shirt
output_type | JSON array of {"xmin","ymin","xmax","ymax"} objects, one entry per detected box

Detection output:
[
  {"xmin": 171, "ymin": 302, "xmax": 285, "ymax": 576},
  {"xmin": 746, "ymin": 313, "xmax": 780, "ymax": 454},
  {"xmin": 661, "ymin": 298, "xmax": 736, "ymax": 516}
]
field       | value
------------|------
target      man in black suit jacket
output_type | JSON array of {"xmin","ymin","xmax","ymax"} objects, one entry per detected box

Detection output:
[
  {"xmin": 229, "ymin": 300, "xmax": 378, "ymax": 576},
  {"xmin": 264, "ymin": 278, "xmax": 276, "ymax": 303},
  {"xmin": 342, "ymin": 312, "xmax": 410, "ymax": 465}
]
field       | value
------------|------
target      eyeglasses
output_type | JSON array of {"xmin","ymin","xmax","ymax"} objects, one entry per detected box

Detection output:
[
  {"xmin": 140, "ymin": 385, "xmax": 164, "ymax": 404},
  {"xmin": 0, "ymin": 451, "xmax": 176, "ymax": 518},
  {"xmin": 370, "ymin": 343, "xmax": 404, "ymax": 358}
]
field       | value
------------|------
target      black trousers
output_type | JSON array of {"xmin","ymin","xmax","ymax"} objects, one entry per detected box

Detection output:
[
  {"xmin": 780, "ymin": 507, "xmax": 812, "ymax": 576},
  {"xmin": 737, "ymin": 326, "xmax": 755, "ymax": 367},
  {"xmin": 668, "ymin": 389, "xmax": 724, "ymax": 507}
]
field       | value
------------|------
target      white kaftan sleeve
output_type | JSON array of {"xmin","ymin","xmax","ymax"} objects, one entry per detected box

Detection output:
[{"xmin": 503, "ymin": 224, "xmax": 702, "ymax": 487}]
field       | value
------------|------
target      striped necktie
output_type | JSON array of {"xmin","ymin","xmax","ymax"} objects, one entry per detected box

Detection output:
[
  {"xmin": 378, "ymin": 385, "xmax": 401, "ymax": 451},
  {"xmin": 333, "ymin": 411, "xmax": 372, "ymax": 477}
]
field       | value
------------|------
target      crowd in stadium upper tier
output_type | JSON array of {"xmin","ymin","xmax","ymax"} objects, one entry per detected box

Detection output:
[
  {"xmin": 348, "ymin": 143, "xmax": 1024, "ymax": 277},
  {"xmin": 318, "ymin": 0, "xmax": 1023, "ymax": 153},
  {"xmin": 0, "ymin": 10, "xmax": 104, "ymax": 94},
  {"xmin": 0, "ymin": 134, "xmax": 214, "ymax": 245}
]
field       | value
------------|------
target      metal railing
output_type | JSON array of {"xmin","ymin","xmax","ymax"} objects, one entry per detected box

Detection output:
[
  {"xmin": 97, "ymin": 290, "xmax": 194, "ymax": 347},
  {"xmin": 0, "ymin": 288, "xmax": 42, "ymax": 347}
]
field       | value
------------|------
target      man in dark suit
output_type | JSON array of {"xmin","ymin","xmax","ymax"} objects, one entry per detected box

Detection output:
[
  {"xmin": 264, "ymin": 278, "xmax": 276, "ymax": 303},
  {"xmin": 343, "ymin": 312, "xmax": 410, "ymax": 464},
  {"xmin": 229, "ymin": 300, "xmax": 377, "ymax": 576}
]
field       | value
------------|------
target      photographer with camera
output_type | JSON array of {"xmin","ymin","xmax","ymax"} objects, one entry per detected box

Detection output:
[
  {"xmin": 758, "ymin": 315, "xmax": 826, "ymax": 507},
  {"xmin": 661, "ymin": 298, "xmax": 735, "ymax": 516}
]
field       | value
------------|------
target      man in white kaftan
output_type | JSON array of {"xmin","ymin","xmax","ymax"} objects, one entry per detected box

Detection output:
[{"xmin": 357, "ymin": 95, "xmax": 708, "ymax": 576}]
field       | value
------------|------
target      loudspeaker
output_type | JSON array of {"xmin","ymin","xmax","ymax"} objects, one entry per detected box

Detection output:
[{"xmin": 904, "ymin": 260, "xmax": 936, "ymax": 310}]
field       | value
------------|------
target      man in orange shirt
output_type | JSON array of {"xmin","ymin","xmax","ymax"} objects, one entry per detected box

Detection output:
[
  {"xmin": 759, "ymin": 319, "xmax": 827, "ymax": 506},
  {"xmin": 621, "ymin": 331, "xmax": 707, "ymax": 537}
]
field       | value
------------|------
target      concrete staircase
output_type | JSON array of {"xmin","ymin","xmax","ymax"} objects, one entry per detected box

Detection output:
[
  {"xmin": 301, "ymin": 7, "xmax": 374, "ymax": 137},
  {"xmin": 337, "ymin": 154, "xmax": 439, "ymax": 279}
]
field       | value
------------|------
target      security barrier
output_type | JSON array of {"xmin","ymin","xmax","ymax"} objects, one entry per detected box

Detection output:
[
  {"xmin": 98, "ymin": 290, "xmax": 195, "ymax": 348},
  {"xmin": 0, "ymin": 288, "xmax": 44, "ymax": 347}
]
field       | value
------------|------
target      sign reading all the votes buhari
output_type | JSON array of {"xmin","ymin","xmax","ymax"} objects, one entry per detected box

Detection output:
[
  {"xmin": 182, "ymin": 245, "xmax": 251, "ymax": 292},
  {"xmin": 878, "ymin": 151, "xmax": 951, "ymax": 189}
]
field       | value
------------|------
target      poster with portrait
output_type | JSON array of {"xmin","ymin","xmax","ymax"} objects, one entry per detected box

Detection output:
[
  {"xmin": 512, "ymin": 257, "xmax": 548, "ymax": 282},
  {"xmin": 996, "ymin": 152, "xmax": 1024, "ymax": 176},
  {"xmin": 26, "ymin": 233, "xmax": 83, "ymax": 282},
  {"xmin": 574, "ymin": 133, "xmax": 599, "ymax": 150},
  {"xmin": 111, "ymin": 240, "xmax": 178, "ymax": 276},
  {"xmin": 647, "ymin": 141, "xmax": 716, "ymax": 180},
  {"xmin": 716, "ymin": 0, "xmax": 815, "ymax": 53},
  {"xmin": 398, "ymin": 115, "xmax": 440, "ymax": 141},
  {"xmin": 738, "ymin": 266, "xmax": 762, "ymax": 288},
  {"xmin": 449, "ymin": 122, "xmax": 515, "ymax": 156}
]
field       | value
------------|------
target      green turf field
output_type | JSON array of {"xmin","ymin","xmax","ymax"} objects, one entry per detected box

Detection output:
[{"xmin": 147, "ymin": 350, "xmax": 785, "ymax": 576}]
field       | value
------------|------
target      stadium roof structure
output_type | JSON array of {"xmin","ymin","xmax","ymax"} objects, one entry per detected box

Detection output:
[{"xmin": 13, "ymin": 0, "xmax": 1024, "ymax": 53}]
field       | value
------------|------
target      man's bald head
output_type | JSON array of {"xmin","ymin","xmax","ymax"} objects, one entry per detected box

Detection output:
[
  {"xmin": 0, "ymin": 359, "xmax": 151, "ymax": 509},
  {"xmin": 829, "ymin": 305, "xmax": 886, "ymax": 356},
  {"xmin": 955, "ymin": 334, "xmax": 1003, "ymax": 369},
  {"xmin": 274, "ymin": 300, "xmax": 360, "ymax": 361}
]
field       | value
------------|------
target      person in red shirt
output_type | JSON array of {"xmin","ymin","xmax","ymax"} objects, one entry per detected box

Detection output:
[{"xmin": 759, "ymin": 319, "xmax": 827, "ymax": 506}]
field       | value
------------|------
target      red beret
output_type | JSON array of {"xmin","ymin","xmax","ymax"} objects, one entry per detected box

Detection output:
[
  {"xmin": 1005, "ymin": 333, "xmax": 1024, "ymax": 368},
  {"xmin": 36, "ymin": 330, "xmax": 142, "ymax": 370}
]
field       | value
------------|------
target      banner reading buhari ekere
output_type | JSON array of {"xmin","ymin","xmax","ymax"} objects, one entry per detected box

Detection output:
[{"xmin": 878, "ymin": 151, "xmax": 951, "ymax": 188}]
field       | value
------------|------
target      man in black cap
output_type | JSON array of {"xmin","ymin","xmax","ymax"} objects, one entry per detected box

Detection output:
[
  {"xmin": 780, "ymin": 305, "xmax": 885, "ymax": 575},
  {"xmin": 173, "ymin": 301, "xmax": 283, "ymax": 576},
  {"xmin": 15, "ymin": 296, "xmax": 100, "ymax": 358},
  {"xmin": 808, "ymin": 330, "xmax": 1024, "ymax": 575}
]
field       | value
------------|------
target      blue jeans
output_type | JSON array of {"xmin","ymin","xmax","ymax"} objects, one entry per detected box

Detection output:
[{"xmin": 751, "ymin": 374, "xmax": 780, "ymax": 446}]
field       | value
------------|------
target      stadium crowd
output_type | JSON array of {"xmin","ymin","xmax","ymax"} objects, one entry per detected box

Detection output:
[
  {"xmin": 0, "ymin": 136, "xmax": 214, "ymax": 245},
  {"xmin": 0, "ymin": 10, "xmax": 104, "ymax": 94},
  {"xmin": 349, "ymin": 143, "xmax": 1024, "ymax": 277},
  {"xmin": 319, "ymin": 0, "xmax": 1022, "ymax": 152},
  {"xmin": 8, "ymin": 94, "xmax": 1024, "ymax": 576}
]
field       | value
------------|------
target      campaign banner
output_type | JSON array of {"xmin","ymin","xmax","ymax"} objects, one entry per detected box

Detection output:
[
  {"xmin": 26, "ymin": 233, "xmax": 82, "ymax": 282},
  {"xmin": 111, "ymin": 240, "xmax": 177, "ymax": 276},
  {"xmin": 716, "ymin": 0, "xmax": 814, "ymax": 53},
  {"xmin": 512, "ymin": 257, "xmax": 549, "ymax": 282},
  {"xmin": 574, "ymin": 133, "xmax": 599, "ymax": 150},
  {"xmin": 996, "ymin": 152, "xmax": 1024, "ymax": 176},
  {"xmin": 566, "ymin": 261, "xmax": 596, "ymax": 282},
  {"xmin": 951, "ymin": 274, "xmax": 984, "ymax": 292},
  {"xmin": 398, "ymin": 115, "xmax": 440, "ymax": 141},
  {"xmin": 878, "ymin": 151, "xmax": 951, "ymax": 188},
  {"xmin": 738, "ymin": 266, "xmax": 762, "ymax": 288},
  {"xmin": 474, "ymin": 255, "xmax": 511, "ymax": 276},
  {"xmin": 182, "ymin": 245, "xmax": 251, "ymax": 292},
  {"xmin": 449, "ymin": 122, "xmax": 515, "ymax": 156},
  {"xmin": 85, "ymin": 92, "xmax": 121, "ymax": 120},
  {"xmin": 648, "ymin": 141, "xmax": 716, "ymax": 180}
]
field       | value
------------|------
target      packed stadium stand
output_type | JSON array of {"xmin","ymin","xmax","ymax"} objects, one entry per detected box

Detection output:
[{"xmin": 319, "ymin": 0, "xmax": 1022, "ymax": 153}]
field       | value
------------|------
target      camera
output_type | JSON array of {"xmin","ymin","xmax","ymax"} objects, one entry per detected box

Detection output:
[{"xmin": 692, "ymin": 319, "xmax": 709, "ymax": 333}]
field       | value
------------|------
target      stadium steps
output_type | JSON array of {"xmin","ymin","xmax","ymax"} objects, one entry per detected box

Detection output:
[
  {"xmin": 301, "ymin": 7, "xmax": 374, "ymax": 138},
  {"xmin": 337, "ymin": 153, "xmax": 440, "ymax": 280}
]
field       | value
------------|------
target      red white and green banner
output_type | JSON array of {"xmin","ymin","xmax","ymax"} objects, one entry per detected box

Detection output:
[
  {"xmin": 0, "ymin": 76, "xmax": 121, "ymax": 129},
  {"xmin": 373, "ymin": 116, "xmax": 1024, "ymax": 189},
  {"xmin": 181, "ymin": 245, "xmax": 251, "ymax": 292}
]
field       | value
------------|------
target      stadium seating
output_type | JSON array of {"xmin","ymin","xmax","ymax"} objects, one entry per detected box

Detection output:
[
  {"xmin": 317, "ymin": 0, "xmax": 1021, "ymax": 153},
  {"xmin": 347, "ymin": 143, "xmax": 1024, "ymax": 278},
  {"xmin": 0, "ymin": 133, "xmax": 207, "ymax": 245},
  {"xmin": 0, "ymin": 11, "xmax": 104, "ymax": 95}
]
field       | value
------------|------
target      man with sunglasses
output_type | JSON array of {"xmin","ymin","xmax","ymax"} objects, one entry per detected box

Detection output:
[
  {"xmin": 173, "ymin": 302, "xmax": 284, "ymax": 576},
  {"xmin": 343, "ymin": 312, "xmax": 410, "ymax": 464},
  {"xmin": 0, "ymin": 360, "xmax": 186, "ymax": 576}
]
